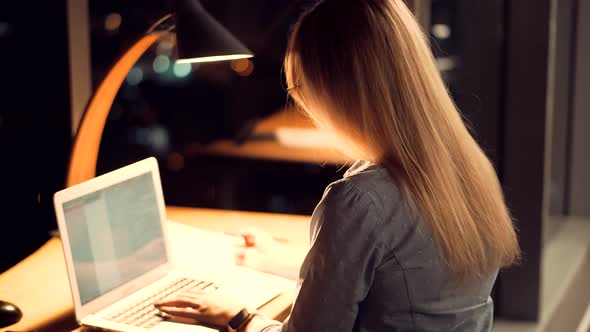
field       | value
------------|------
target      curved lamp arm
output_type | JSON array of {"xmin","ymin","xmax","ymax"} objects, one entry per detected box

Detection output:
[
  {"xmin": 66, "ymin": 33, "xmax": 162, "ymax": 187},
  {"xmin": 66, "ymin": 0, "xmax": 253, "ymax": 187}
]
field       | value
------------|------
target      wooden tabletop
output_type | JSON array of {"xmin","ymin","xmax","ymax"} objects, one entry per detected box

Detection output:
[
  {"xmin": 0, "ymin": 207, "xmax": 310, "ymax": 332},
  {"xmin": 193, "ymin": 109, "xmax": 351, "ymax": 165}
]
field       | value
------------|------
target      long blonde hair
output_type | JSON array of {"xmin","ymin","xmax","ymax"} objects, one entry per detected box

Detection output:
[{"xmin": 285, "ymin": 0, "xmax": 520, "ymax": 280}]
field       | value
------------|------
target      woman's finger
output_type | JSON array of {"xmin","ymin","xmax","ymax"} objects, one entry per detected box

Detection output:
[
  {"xmin": 157, "ymin": 306, "xmax": 207, "ymax": 319},
  {"xmin": 155, "ymin": 297, "xmax": 201, "ymax": 309}
]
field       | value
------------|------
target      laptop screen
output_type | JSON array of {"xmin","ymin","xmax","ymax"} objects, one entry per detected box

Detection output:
[{"xmin": 62, "ymin": 172, "xmax": 167, "ymax": 305}]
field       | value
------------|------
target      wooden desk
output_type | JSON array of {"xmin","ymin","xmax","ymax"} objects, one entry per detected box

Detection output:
[
  {"xmin": 0, "ymin": 207, "xmax": 310, "ymax": 332},
  {"xmin": 191, "ymin": 110, "xmax": 351, "ymax": 165}
]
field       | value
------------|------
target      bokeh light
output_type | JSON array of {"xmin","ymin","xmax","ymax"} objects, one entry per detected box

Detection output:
[
  {"xmin": 173, "ymin": 62, "xmax": 192, "ymax": 78},
  {"xmin": 0, "ymin": 22, "xmax": 11, "ymax": 37},
  {"xmin": 167, "ymin": 152, "xmax": 185, "ymax": 172},
  {"xmin": 230, "ymin": 59, "xmax": 254, "ymax": 77},
  {"xmin": 153, "ymin": 55, "xmax": 171, "ymax": 73},
  {"xmin": 156, "ymin": 40, "xmax": 174, "ymax": 54},
  {"xmin": 104, "ymin": 13, "xmax": 122, "ymax": 32},
  {"xmin": 432, "ymin": 24, "xmax": 451, "ymax": 39},
  {"xmin": 126, "ymin": 67, "xmax": 143, "ymax": 86}
]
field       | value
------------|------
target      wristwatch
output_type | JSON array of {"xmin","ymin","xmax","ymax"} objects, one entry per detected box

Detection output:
[{"xmin": 227, "ymin": 308, "xmax": 252, "ymax": 332}]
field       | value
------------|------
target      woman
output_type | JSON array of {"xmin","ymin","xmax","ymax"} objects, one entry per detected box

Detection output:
[{"xmin": 156, "ymin": 0, "xmax": 520, "ymax": 330}]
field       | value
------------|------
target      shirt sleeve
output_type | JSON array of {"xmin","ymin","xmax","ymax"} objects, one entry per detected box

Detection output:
[{"xmin": 269, "ymin": 179, "xmax": 385, "ymax": 332}]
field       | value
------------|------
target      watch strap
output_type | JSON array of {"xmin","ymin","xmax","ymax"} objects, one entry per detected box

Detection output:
[{"xmin": 228, "ymin": 308, "xmax": 250, "ymax": 331}]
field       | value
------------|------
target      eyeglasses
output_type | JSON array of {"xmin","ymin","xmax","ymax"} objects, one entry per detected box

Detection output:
[{"xmin": 286, "ymin": 85, "xmax": 299, "ymax": 92}]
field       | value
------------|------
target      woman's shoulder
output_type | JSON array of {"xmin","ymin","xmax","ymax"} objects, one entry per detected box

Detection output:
[
  {"xmin": 316, "ymin": 161, "xmax": 431, "ymax": 258},
  {"xmin": 333, "ymin": 160, "xmax": 404, "ymax": 213}
]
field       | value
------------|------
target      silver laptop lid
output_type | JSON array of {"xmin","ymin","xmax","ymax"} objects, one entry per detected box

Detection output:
[{"xmin": 54, "ymin": 158, "xmax": 171, "ymax": 320}]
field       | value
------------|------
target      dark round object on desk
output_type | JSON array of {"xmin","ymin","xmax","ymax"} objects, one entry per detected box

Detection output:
[{"xmin": 0, "ymin": 300, "xmax": 22, "ymax": 328}]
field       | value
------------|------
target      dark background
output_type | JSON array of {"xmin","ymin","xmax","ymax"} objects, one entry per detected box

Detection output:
[{"xmin": 0, "ymin": 1, "xmax": 72, "ymax": 276}]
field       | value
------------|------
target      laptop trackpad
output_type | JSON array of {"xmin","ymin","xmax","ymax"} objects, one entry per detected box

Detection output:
[{"xmin": 151, "ymin": 322, "xmax": 217, "ymax": 332}]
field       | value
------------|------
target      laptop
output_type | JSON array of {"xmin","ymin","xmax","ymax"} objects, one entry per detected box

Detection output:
[{"xmin": 54, "ymin": 157, "xmax": 294, "ymax": 332}]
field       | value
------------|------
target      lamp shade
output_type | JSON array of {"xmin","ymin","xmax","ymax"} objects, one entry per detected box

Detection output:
[{"xmin": 174, "ymin": 0, "xmax": 253, "ymax": 63}]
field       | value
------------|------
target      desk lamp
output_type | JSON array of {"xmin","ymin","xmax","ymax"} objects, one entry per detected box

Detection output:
[{"xmin": 67, "ymin": 0, "xmax": 253, "ymax": 187}]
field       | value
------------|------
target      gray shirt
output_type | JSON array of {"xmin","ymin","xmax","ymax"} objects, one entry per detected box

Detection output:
[{"xmin": 251, "ymin": 160, "xmax": 497, "ymax": 332}]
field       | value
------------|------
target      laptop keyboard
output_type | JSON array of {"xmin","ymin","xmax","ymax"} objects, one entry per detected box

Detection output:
[{"xmin": 105, "ymin": 277, "xmax": 219, "ymax": 329}]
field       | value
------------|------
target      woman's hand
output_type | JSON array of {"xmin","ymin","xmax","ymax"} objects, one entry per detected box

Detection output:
[{"xmin": 154, "ymin": 288, "xmax": 245, "ymax": 328}]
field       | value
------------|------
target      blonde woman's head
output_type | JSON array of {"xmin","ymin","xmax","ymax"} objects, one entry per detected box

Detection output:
[{"xmin": 285, "ymin": 0, "xmax": 520, "ymax": 280}]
